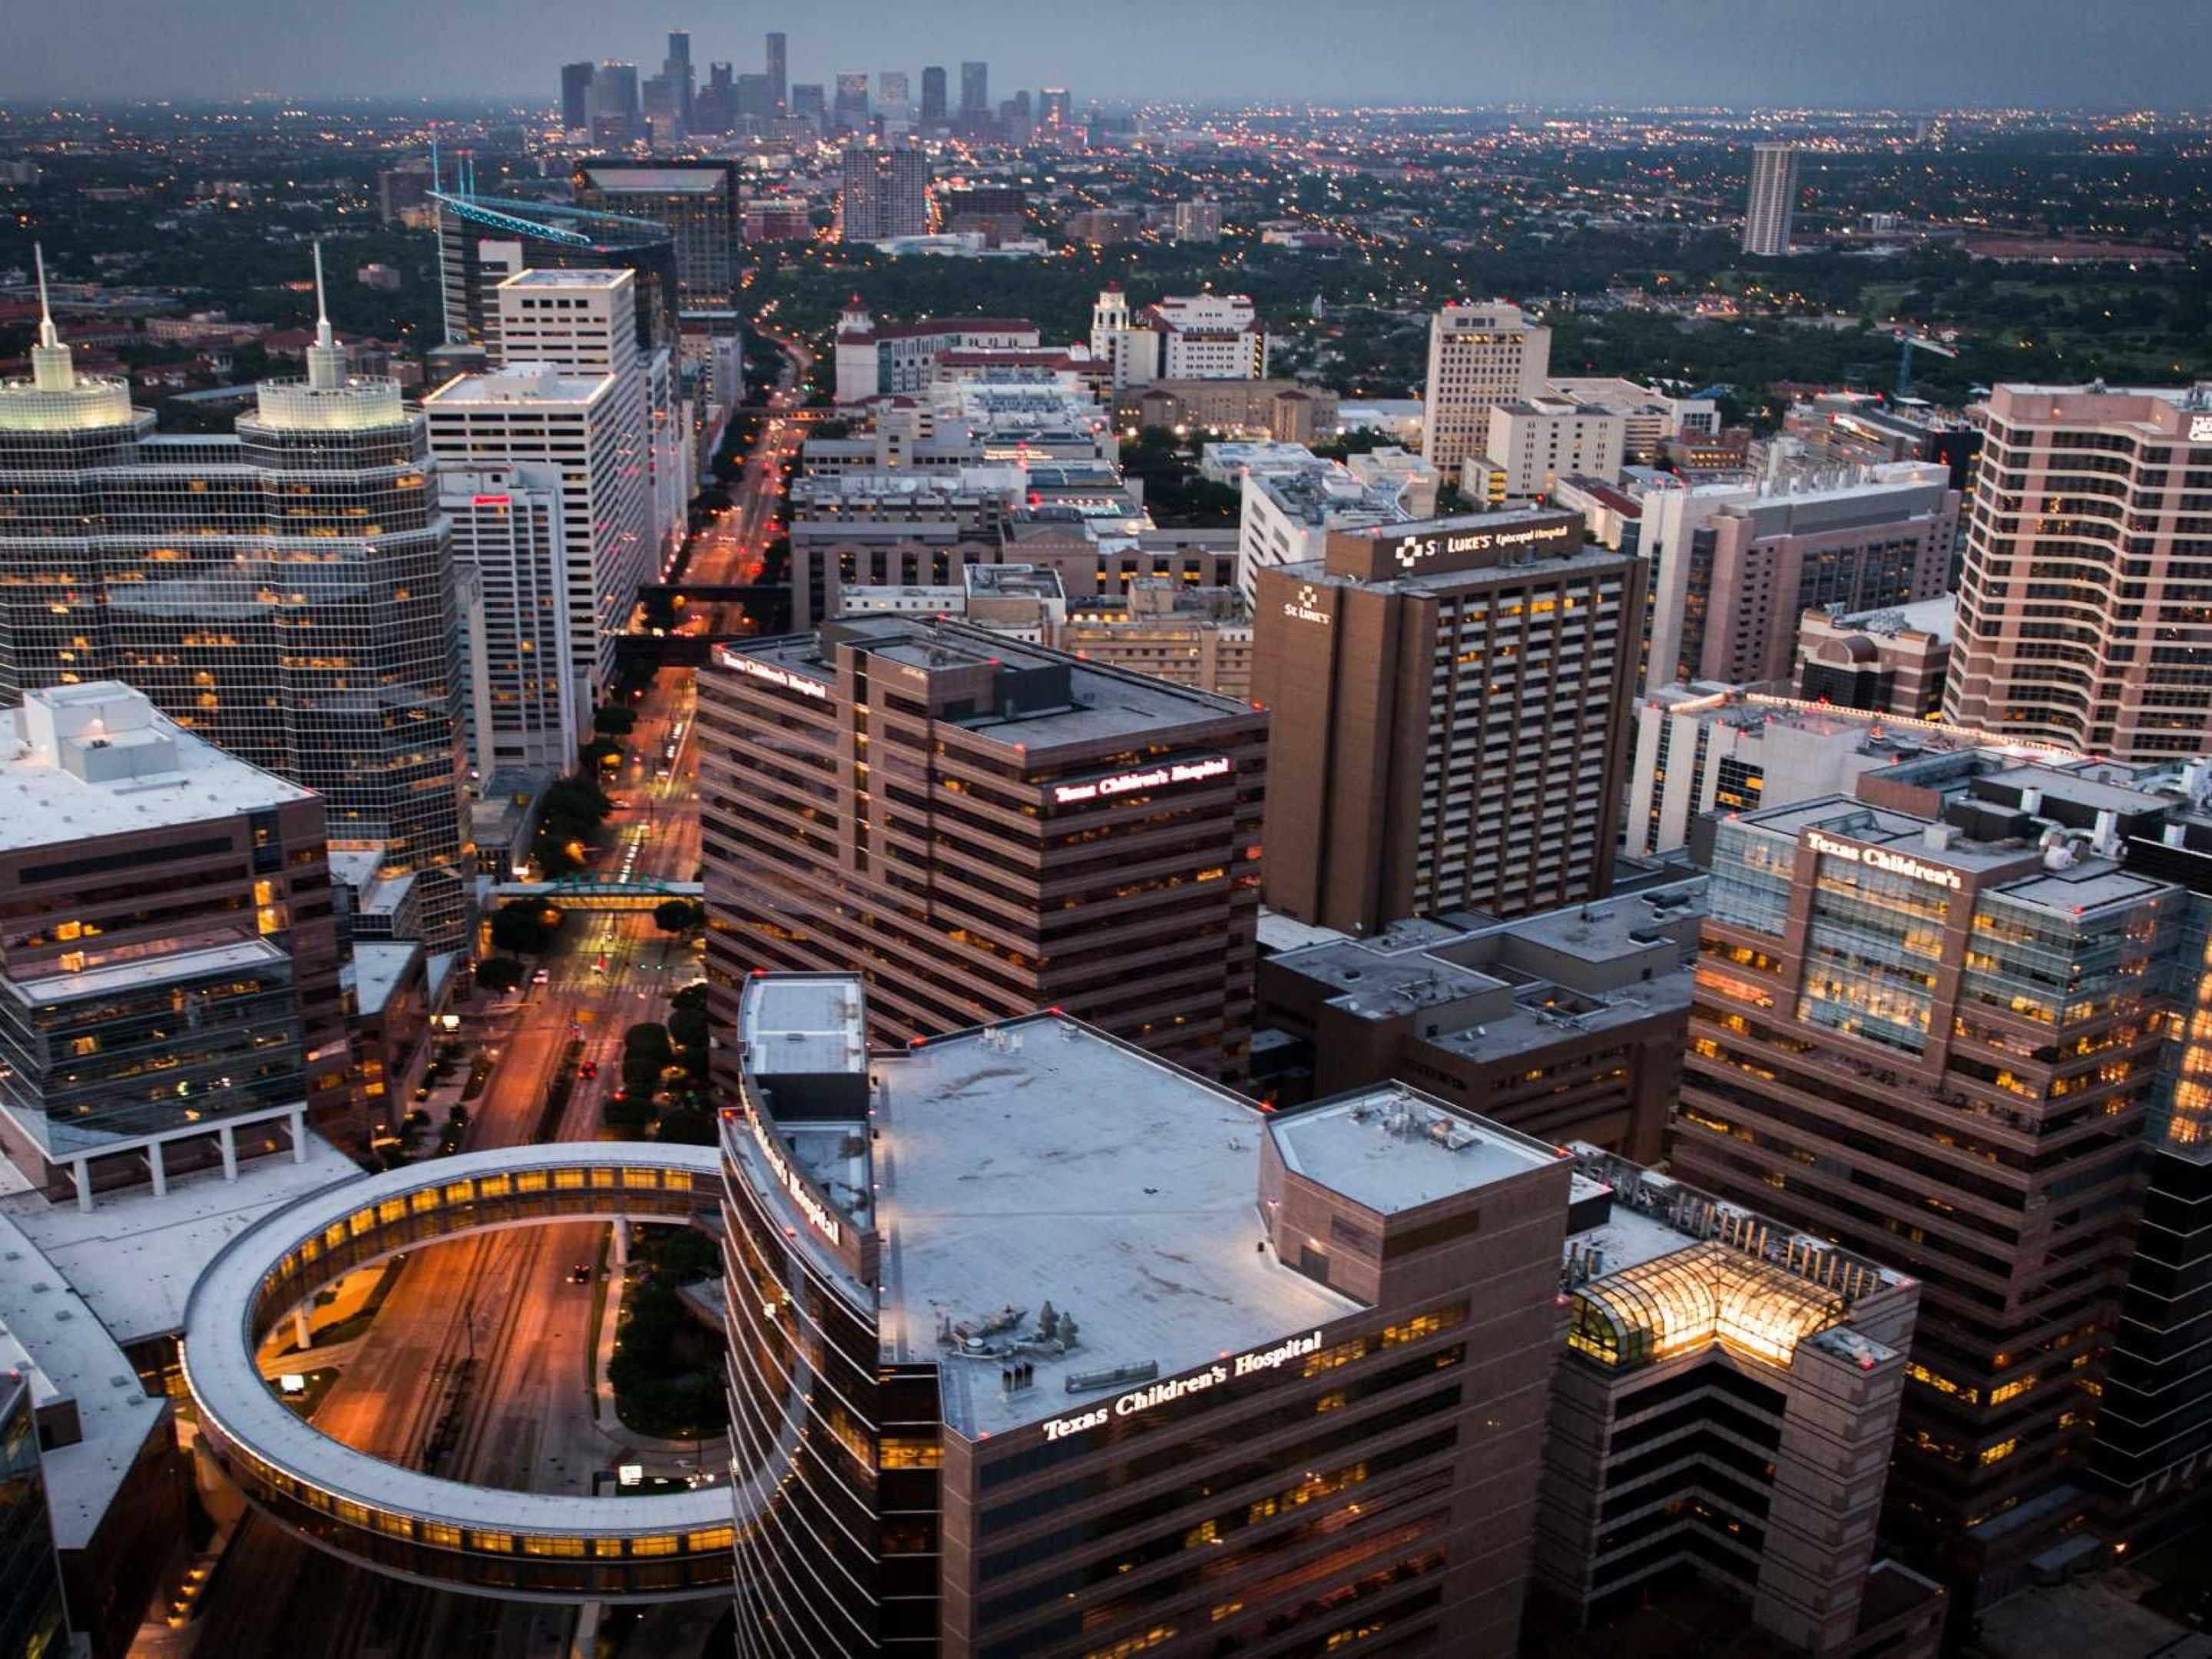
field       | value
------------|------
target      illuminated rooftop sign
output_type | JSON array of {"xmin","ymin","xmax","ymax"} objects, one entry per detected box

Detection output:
[
  {"xmin": 1051, "ymin": 754, "xmax": 1232, "ymax": 807},
  {"xmin": 748, "ymin": 1108, "xmax": 843, "ymax": 1247},
  {"xmin": 1038, "ymin": 1331, "xmax": 1323, "ymax": 1441},
  {"xmin": 718, "ymin": 649, "xmax": 830, "ymax": 700},
  {"xmin": 1803, "ymin": 828, "xmax": 1962, "ymax": 892}
]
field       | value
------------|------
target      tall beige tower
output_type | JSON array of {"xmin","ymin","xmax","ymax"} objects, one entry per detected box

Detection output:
[{"xmin": 1419, "ymin": 300, "xmax": 1551, "ymax": 482}]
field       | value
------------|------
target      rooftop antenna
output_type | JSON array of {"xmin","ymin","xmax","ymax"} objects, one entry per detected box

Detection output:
[
  {"xmin": 305, "ymin": 242, "xmax": 346, "ymax": 391},
  {"xmin": 29, "ymin": 243, "xmax": 75, "ymax": 392}
]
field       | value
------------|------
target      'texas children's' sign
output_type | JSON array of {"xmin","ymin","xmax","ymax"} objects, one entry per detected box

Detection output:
[
  {"xmin": 1038, "ymin": 1331, "xmax": 1326, "ymax": 1441},
  {"xmin": 1803, "ymin": 828, "xmax": 1964, "ymax": 892}
]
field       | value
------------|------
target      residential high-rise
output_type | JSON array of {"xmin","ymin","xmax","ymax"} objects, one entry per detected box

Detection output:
[
  {"xmin": 1673, "ymin": 792, "xmax": 2190, "ymax": 1605},
  {"xmin": 1252, "ymin": 509, "xmax": 1642, "ymax": 935},
  {"xmin": 724, "ymin": 972, "xmax": 1574, "ymax": 1657},
  {"xmin": 571, "ymin": 158, "xmax": 740, "ymax": 310},
  {"xmin": 1743, "ymin": 143, "xmax": 1800, "ymax": 256},
  {"xmin": 0, "ymin": 683, "xmax": 350, "ymax": 1202},
  {"xmin": 838, "ymin": 141, "xmax": 930, "ymax": 243},
  {"xmin": 700, "ymin": 618, "xmax": 1267, "ymax": 1078},
  {"xmin": 0, "ymin": 255, "xmax": 470, "ymax": 949},
  {"xmin": 833, "ymin": 71, "xmax": 869, "ymax": 134},
  {"xmin": 959, "ymin": 58, "xmax": 988, "ymax": 116},
  {"xmin": 919, "ymin": 63, "xmax": 948, "ymax": 124},
  {"xmin": 441, "ymin": 464, "xmax": 575, "ymax": 775},
  {"xmin": 1419, "ymin": 301, "xmax": 1551, "ymax": 481},
  {"xmin": 426, "ymin": 290, "xmax": 651, "ymax": 719},
  {"xmin": 558, "ymin": 60, "xmax": 593, "ymax": 131},
  {"xmin": 1945, "ymin": 383, "xmax": 2212, "ymax": 763},
  {"xmin": 764, "ymin": 30, "xmax": 787, "ymax": 111}
]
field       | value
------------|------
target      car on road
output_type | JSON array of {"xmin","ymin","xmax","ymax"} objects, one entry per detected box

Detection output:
[
  {"xmin": 580, "ymin": 1060, "xmax": 598, "ymax": 1080},
  {"xmin": 568, "ymin": 1263, "xmax": 591, "ymax": 1285},
  {"xmin": 532, "ymin": 969, "xmax": 550, "ymax": 985}
]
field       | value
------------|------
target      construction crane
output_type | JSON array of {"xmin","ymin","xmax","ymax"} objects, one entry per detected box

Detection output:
[{"xmin": 1891, "ymin": 329, "xmax": 1959, "ymax": 400}]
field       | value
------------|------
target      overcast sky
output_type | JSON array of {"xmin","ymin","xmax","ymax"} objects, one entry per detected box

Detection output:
[{"xmin": 5, "ymin": 0, "xmax": 2207, "ymax": 108}]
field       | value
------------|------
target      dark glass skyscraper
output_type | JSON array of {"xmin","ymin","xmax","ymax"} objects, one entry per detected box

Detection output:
[
  {"xmin": 764, "ymin": 31, "xmax": 787, "ymax": 111},
  {"xmin": 919, "ymin": 64, "xmax": 947, "ymax": 124},
  {"xmin": 0, "ymin": 1376, "xmax": 65, "ymax": 1659}
]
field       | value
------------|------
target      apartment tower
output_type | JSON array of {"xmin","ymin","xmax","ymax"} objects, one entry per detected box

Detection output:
[
  {"xmin": 1945, "ymin": 384, "xmax": 2212, "ymax": 763},
  {"xmin": 1743, "ymin": 143, "xmax": 1800, "ymax": 256}
]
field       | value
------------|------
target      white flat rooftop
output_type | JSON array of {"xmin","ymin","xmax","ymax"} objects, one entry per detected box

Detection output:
[
  {"xmin": 12, "ymin": 935, "xmax": 284, "ymax": 1003},
  {"xmin": 741, "ymin": 975, "xmax": 866, "ymax": 1077},
  {"xmin": 0, "ymin": 1208, "xmax": 168, "ymax": 1549},
  {"xmin": 871, "ymin": 1022, "xmax": 1357, "ymax": 1440},
  {"xmin": 0, "ymin": 697, "xmax": 309, "ymax": 852},
  {"xmin": 2, "ymin": 1131, "xmax": 364, "ymax": 1346},
  {"xmin": 1270, "ymin": 1088, "xmax": 1563, "ymax": 1215}
]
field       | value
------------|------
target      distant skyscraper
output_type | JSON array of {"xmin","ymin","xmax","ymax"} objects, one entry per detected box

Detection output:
[
  {"xmin": 733, "ymin": 74, "xmax": 778, "ymax": 122},
  {"xmin": 919, "ymin": 64, "xmax": 948, "ymax": 124},
  {"xmin": 789, "ymin": 82, "xmax": 826, "ymax": 124},
  {"xmin": 877, "ymin": 70, "xmax": 909, "ymax": 115},
  {"xmin": 1419, "ymin": 300, "xmax": 1551, "ymax": 481},
  {"xmin": 664, "ymin": 30, "xmax": 694, "ymax": 129},
  {"xmin": 695, "ymin": 61, "xmax": 734, "ymax": 133},
  {"xmin": 1743, "ymin": 142, "xmax": 1800, "ymax": 256},
  {"xmin": 571, "ymin": 158, "xmax": 740, "ymax": 310},
  {"xmin": 764, "ymin": 31, "xmax": 787, "ymax": 111},
  {"xmin": 960, "ymin": 59, "xmax": 988, "ymax": 115},
  {"xmin": 559, "ymin": 61, "xmax": 593, "ymax": 131},
  {"xmin": 0, "ymin": 253, "xmax": 470, "ymax": 948},
  {"xmin": 1039, "ymin": 86, "xmax": 1071, "ymax": 128},
  {"xmin": 587, "ymin": 61, "xmax": 640, "ymax": 144},
  {"xmin": 833, "ymin": 71, "xmax": 869, "ymax": 134}
]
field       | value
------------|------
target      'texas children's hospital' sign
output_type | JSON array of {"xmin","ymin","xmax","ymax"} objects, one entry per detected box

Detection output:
[
  {"xmin": 1038, "ymin": 1331, "xmax": 1325, "ymax": 1441},
  {"xmin": 1051, "ymin": 754, "xmax": 1233, "ymax": 806},
  {"xmin": 1803, "ymin": 829, "xmax": 1964, "ymax": 892}
]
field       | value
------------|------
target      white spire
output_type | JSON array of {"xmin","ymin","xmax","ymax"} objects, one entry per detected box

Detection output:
[
  {"xmin": 305, "ymin": 240, "xmax": 346, "ymax": 392},
  {"xmin": 34, "ymin": 244, "xmax": 58, "ymax": 349},
  {"xmin": 29, "ymin": 244, "xmax": 75, "ymax": 393}
]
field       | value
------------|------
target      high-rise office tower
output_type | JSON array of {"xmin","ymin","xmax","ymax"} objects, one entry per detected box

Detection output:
[
  {"xmin": 664, "ymin": 29, "xmax": 693, "ymax": 128},
  {"xmin": 919, "ymin": 63, "xmax": 948, "ymax": 124},
  {"xmin": 586, "ymin": 61, "xmax": 640, "ymax": 144},
  {"xmin": 0, "ymin": 253, "xmax": 470, "ymax": 948},
  {"xmin": 435, "ymin": 193, "xmax": 677, "ymax": 356},
  {"xmin": 0, "ymin": 1376, "xmax": 65, "ymax": 1659},
  {"xmin": 764, "ymin": 30, "xmax": 787, "ymax": 111},
  {"xmin": 1419, "ymin": 300, "xmax": 1551, "ymax": 482},
  {"xmin": 833, "ymin": 71, "xmax": 869, "ymax": 134},
  {"xmin": 571, "ymin": 158, "xmax": 740, "ymax": 310},
  {"xmin": 960, "ymin": 58, "xmax": 988, "ymax": 115},
  {"xmin": 1945, "ymin": 384, "xmax": 2212, "ymax": 763},
  {"xmin": 1743, "ymin": 142, "xmax": 1800, "ymax": 256},
  {"xmin": 426, "ymin": 270, "xmax": 654, "ymax": 718},
  {"xmin": 1039, "ymin": 85, "xmax": 1071, "ymax": 128},
  {"xmin": 789, "ymin": 82, "xmax": 826, "ymax": 124},
  {"xmin": 837, "ymin": 141, "xmax": 929, "ymax": 242},
  {"xmin": 723, "ymin": 972, "xmax": 1572, "ymax": 1657},
  {"xmin": 700, "ymin": 618, "xmax": 1267, "ymax": 1078},
  {"xmin": 1252, "ymin": 509, "xmax": 1642, "ymax": 934},
  {"xmin": 876, "ymin": 69, "xmax": 909, "ymax": 120},
  {"xmin": 1674, "ymin": 791, "xmax": 2189, "ymax": 1606},
  {"xmin": 694, "ymin": 61, "xmax": 733, "ymax": 133},
  {"xmin": 559, "ymin": 60, "xmax": 593, "ymax": 131},
  {"xmin": 0, "ymin": 683, "xmax": 352, "ymax": 1201},
  {"xmin": 441, "ymin": 464, "xmax": 575, "ymax": 776}
]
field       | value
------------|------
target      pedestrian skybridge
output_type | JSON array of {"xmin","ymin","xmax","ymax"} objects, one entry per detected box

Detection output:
[{"xmin": 180, "ymin": 1143, "xmax": 733, "ymax": 1601}]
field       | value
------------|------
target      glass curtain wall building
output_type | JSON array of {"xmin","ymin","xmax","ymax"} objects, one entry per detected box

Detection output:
[
  {"xmin": 0, "ymin": 1376, "xmax": 65, "ymax": 1659},
  {"xmin": 0, "ymin": 273, "xmax": 469, "ymax": 949}
]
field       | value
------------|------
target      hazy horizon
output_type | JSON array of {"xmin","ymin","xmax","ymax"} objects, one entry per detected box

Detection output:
[{"xmin": 5, "ymin": 0, "xmax": 2207, "ymax": 110}]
